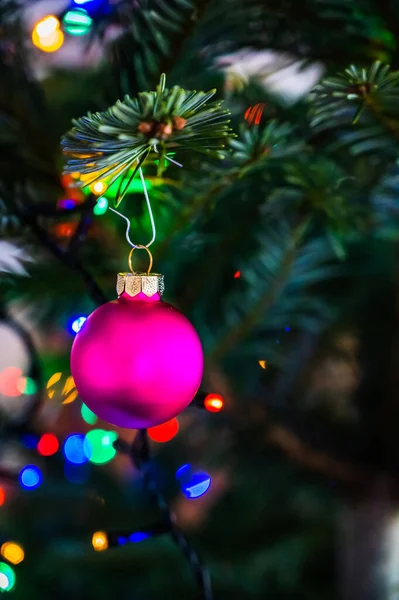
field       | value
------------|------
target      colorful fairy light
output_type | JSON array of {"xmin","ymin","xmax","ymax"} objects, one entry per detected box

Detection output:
[
  {"xmin": 37, "ymin": 433, "xmax": 59, "ymax": 457},
  {"xmin": 16, "ymin": 376, "xmax": 37, "ymax": 395},
  {"xmin": 81, "ymin": 403, "xmax": 97, "ymax": 425},
  {"xmin": 176, "ymin": 464, "xmax": 212, "ymax": 499},
  {"xmin": 244, "ymin": 103, "xmax": 266, "ymax": 126},
  {"xmin": 63, "ymin": 9, "xmax": 93, "ymax": 36},
  {"xmin": 1, "ymin": 542, "xmax": 24, "ymax": 565},
  {"xmin": 93, "ymin": 196, "xmax": 108, "ymax": 216},
  {"xmin": 182, "ymin": 472, "xmax": 211, "ymax": 499},
  {"xmin": 71, "ymin": 316, "xmax": 87, "ymax": 334},
  {"xmin": 84, "ymin": 430, "xmax": 117, "ymax": 464},
  {"xmin": 0, "ymin": 367, "xmax": 23, "ymax": 397},
  {"xmin": 0, "ymin": 563, "xmax": 16, "ymax": 592},
  {"xmin": 92, "ymin": 531, "xmax": 108, "ymax": 552},
  {"xmin": 63, "ymin": 434, "xmax": 90, "ymax": 465},
  {"xmin": 32, "ymin": 15, "xmax": 64, "ymax": 53},
  {"xmin": 19, "ymin": 465, "xmax": 42, "ymax": 490},
  {"xmin": 91, "ymin": 181, "xmax": 106, "ymax": 195},
  {"xmin": 204, "ymin": 394, "xmax": 224, "ymax": 413},
  {"xmin": 46, "ymin": 372, "xmax": 78, "ymax": 404},
  {"xmin": 148, "ymin": 418, "xmax": 179, "ymax": 443}
]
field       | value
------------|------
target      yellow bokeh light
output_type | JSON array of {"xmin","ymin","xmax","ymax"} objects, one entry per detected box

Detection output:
[
  {"xmin": 91, "ymin": 181, "xmax": 106, "ymax": 195},
  {"xmin": 92, "ymin": 531, "xmax": 108, "ymax": 552},
  {"xmin": 258, "ymin": 360, "xmax": 267, "ymax": 370},
  {"xmin": 1, "ymin": 542, "xmax": 24, "ymax": 565},
  {"xmin": 62, "ymin": 376, "xmax": 78, "ymax": 405},
  {"xmin": 34, "ymin": 15, "xmax": 59, "ymax": 37},
  {"xmin": 32, "ymin": 16, "xmax": 64, "ymax": 53},
  {"xmin": 47, "ymin": 372, "xmax": 62, "ymax": 398}
]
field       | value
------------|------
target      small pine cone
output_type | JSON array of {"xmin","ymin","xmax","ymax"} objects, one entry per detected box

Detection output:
[
  {"xmin": 172, "ymin": 116, "xmax": 187, "ymax": 130},
  {"xmin": 155, "ymin": 123, "xmax": 173, "ymax": 140},
  {"xmin": 138, "ymin": 121, "xmax": 153, "ymax": 134}
]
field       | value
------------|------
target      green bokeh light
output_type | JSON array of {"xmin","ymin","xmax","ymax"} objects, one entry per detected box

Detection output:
[
  {"xmin": 81, "ymin": 403, "xmax": 97, "ymax": 426},
  {"xmin": 63, "ymin": 9, "xmax": 93, "ymax": 36},
  {"xmin": 93, "ymin": 196, "xmax": 108, "ymax": 216},
  {"xmin": 21, "ymin": 377, "xmax": 37, "ymax": 395},
  {"xmin": 0, "ymin": 562, "xmax": 16, "ymax": 592},
  {"xmin": 84, "ymin": 429, "xmax": 118, "ymax": 465}
]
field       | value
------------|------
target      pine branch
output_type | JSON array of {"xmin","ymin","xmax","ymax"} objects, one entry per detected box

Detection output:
[{"xmin": 208, "ymin": 223, "xmax": 304, "ymax": 361}]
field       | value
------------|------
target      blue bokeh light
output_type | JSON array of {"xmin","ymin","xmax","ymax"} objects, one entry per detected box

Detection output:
[
  {"xmin": 20, "ymin": 465, "xmax": 42, "ymax": 489},
  {"xmin": 21, "ymin": 434, "xmax": 39, "ymax": 449},
  {"xmin": 129, "ymin": 532, "xmax": 150, "ymax": 543},
  {"xmin": 63, "ymin": 434, "xmax": 91, "ymax": 464},
  {"xmin": 70, "ymin": 316, "xmax": 87, "ymax": 334},
  {"xmin": 175, "ymin": 464, "xmax": 192, "ymax": 484},
  {"xmin": 182, "ymin": 472, "xmax": 211, "ymax": 499}
]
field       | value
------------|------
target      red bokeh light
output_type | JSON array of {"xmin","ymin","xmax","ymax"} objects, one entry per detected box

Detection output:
[
  {"xmin": 148, "ymin": 418, "xmax": 179, "ymax": 443},
  {"xmin": 234, "ymin": 271, "xmax": 241, "ymax": 279},
  {"xmin": 37, "ymin": 433, "xmax": 59, "ymax": 456},
  {"xmin": 0, "ymin": 488, "xmax": 6, "ymax": 506},
  {"xmin": 244, "ymin": 103, "xmax": 266, "ymax": 126},
  {"xmin": 0, "ymin": 367, "xmax": 23, "ymax": 397},
  {"xmin": 204, "ymin": 394, "xmax": 224, "ymax": 413}
]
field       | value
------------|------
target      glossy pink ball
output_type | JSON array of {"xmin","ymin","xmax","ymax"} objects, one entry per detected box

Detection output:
[{"xmin": 70, "ymin": 293, "xmax": 203, "ymax": 429}]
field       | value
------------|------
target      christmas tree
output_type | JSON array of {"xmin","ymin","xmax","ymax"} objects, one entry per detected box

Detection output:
[{"xmin": 1, "ymin": 0, "xmax": 399, "ymax": 598}]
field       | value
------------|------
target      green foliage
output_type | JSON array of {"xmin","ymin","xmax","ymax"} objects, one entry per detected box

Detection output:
[
  {"xmin": 312, "ymin": 61, "xmax": 399, "ymax": 156},
  {"xmin": 62, "ymin": 74, "xmax": 232, "ymax": 204}
]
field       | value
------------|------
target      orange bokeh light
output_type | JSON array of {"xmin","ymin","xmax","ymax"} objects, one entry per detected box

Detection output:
[
  {"xmin": 204, "ymin": 394, "xmax": 224, "ymax": 413},
  {"xmin": 148, "ymin": 418, "xmax": 179, "ymax": 443}
]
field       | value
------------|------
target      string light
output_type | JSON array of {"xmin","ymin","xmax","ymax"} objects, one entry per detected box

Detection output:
[
  {"xmin": 93, "ymin": 196, "xmax": 108, "ymax": 216},
  {"xmin": 57, "ymin": 198, "xmax": 76, "ymax": 210},
  {"xmin": 84, "ymin": 430, "xmax": 117, "ymax": 464},
  {"xmin": 0, "ymin": 367, "xmax": 23, "ymax": 397},
  {"xmin": 92, "ymin": 531, "xmax": 108, "ymax": 552},
  {"xmin": 176, "ymin": 464, "xmax": 212, "ymax": 499},
  {"xmin": 63, "ymin": 9, "xmax": 93, "ymax": 36},
  {"xmin": 46, "ymin": 372, "xmax": 78, "ymax": 404},
  {"xmin": 182, "ymin": 472, "xmax": 211, "ymax": 499},
  {"xmin": 32, "ymin": 15, "xmax": 64, "ymax": 53},
  {"xmin": 37, "ymin": 433, "xmax": 59, "ymax": 457},
  {"xmin": 1, "ymin": 542, "xmax": 24, "ymax": 565},
  {"xmin": 148, "ymin": 418, "xmax": 179, "ymax": 443},
  {"xmin": 244, "ymin": 103, "xmax": 266, "ymax": 126},
  {"xmin": 16, "ymin": 376, "xmax": 37, "ymax": 395},
  {"xmin": 19, "ymin": 465, "xmax": 42, "ymax": 490},
  {"xmin": 63, "ymin": 434, "xmax": 90, "ymax": 465},
  {"xmin": 81, "ymin": 403, "xmax": 97, "ymax": 425},
  {"xmin": 91, "ymin": 181, "xmax": 106, "ymax": 195},
  {"xmin": 21, "ymin": 434, "xmax": 39, "ymax": 449},
  {"xmin": 204, "ymin": 394, "xmax": 224, "ymax": 413},
  {"xmin": 71, "ymin": 316, "xmax": 87, "ymax": 334},
  {"xmin": 0, "ymin": 563, "xmax": 15, "ymax": 592}
]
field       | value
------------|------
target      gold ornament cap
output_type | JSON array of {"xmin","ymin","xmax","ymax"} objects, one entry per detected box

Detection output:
[
  {"xmin": 117, "ymin": 272, "xmax": 165, "ymax": 298},
  {"xmin": 117, "ymin": 244, "xmax": 164, "ymax": 298}
]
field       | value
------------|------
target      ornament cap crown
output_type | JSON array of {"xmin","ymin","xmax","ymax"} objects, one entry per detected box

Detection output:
[{"xmin": 116, "ymin": 272, "xmax": 164, "ymax": 298}]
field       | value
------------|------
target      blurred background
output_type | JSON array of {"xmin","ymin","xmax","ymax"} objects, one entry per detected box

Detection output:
[{"xmin": 2, "ymin": 0, "xmax": 399, "ymax": 598}]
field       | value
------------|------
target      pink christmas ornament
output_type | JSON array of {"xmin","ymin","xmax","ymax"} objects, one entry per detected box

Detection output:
[{"xmin": 70, "ymin": 268, "xmax": 203, "ymax": 429}]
